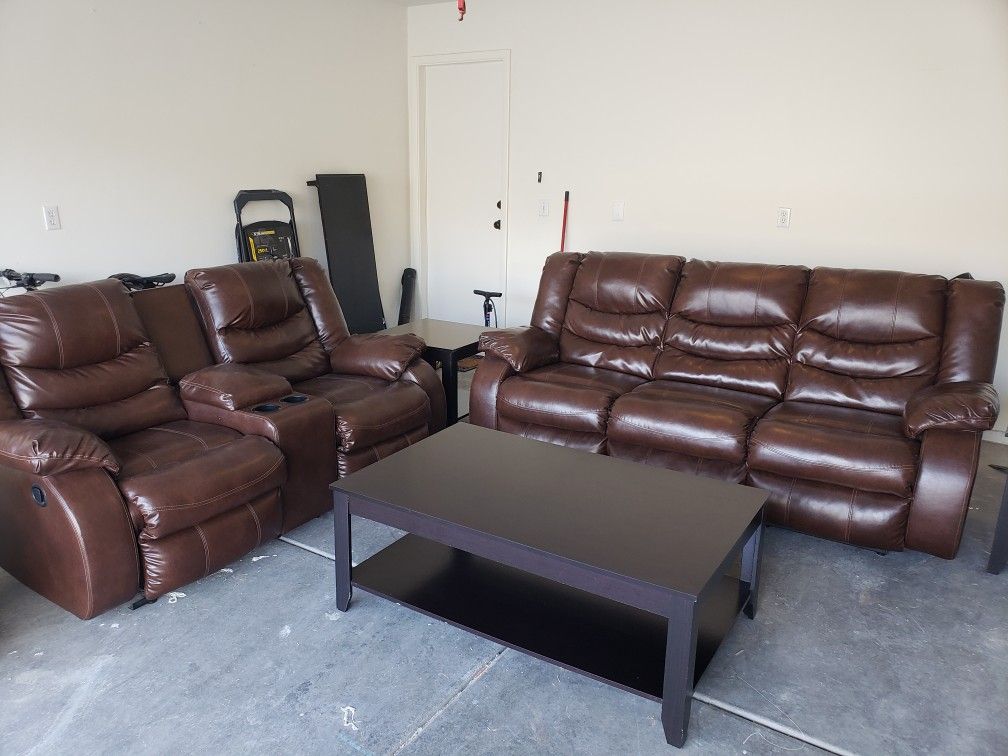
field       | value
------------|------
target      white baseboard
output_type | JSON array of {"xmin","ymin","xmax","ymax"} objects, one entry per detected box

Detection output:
[{"xmin": 984, "ymin": 429, "xmax": 1007, "ymax": 445}]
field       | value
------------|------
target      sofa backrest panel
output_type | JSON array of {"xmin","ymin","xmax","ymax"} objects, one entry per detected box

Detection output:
[
  {"xmin": 0, "ymin": 280, "xmax": 185, "ymax": 437},
  {"xmin": 655, "ymin": 261, "xmax": 809, "ymax": 398},
  {"xmin": 132, "ymin": 285, "xmax": 215, "ymax": 383},
  {"xmin": 559, "ymin": 252, "xmax": 684, "ymax": 378},
  {"xmin": 937, "ymin": 277, "xmax": 1005, "ymax": 385},
  {"xmin": 186, "ymin": 261, "xmax": 330, "ymax": 383},
  {"xmin": 786, "ymin": 267, "xmax": 947, "ymax": 414},
  {"xmin": 290, "ymin": 257, "xmax": 351, "ymax": 352},
  {"xmin": 530, "ymin": 253, "xmax": 583, "ymax": 338}
]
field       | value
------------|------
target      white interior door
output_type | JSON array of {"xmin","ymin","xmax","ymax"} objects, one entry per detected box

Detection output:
[{"xmin": 421, "ymin": 58, "xmax": 508, "ymax": 326}]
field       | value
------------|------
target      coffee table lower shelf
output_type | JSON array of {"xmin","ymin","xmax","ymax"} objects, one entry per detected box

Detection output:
[{"xmin": 352, "ymin": 534, "xmax": 744, "ymax": 703}]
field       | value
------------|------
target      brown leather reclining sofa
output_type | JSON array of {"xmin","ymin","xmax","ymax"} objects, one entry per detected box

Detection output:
[
  {"xmin": 474, "ymin": 252, "xmax": 1004, "ymax": 558},
  {"xmin": 0, "ymin": 258, "xmax": 444, "ymax": 618}
]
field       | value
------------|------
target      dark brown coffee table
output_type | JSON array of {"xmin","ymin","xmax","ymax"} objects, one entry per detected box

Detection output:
[
  {"xmin": 331, "ymin": 424, "xmax": 767, "ymax": 747},
  {"xmin": 382, "ymin": 318, "xmax": 487, "ymax": 425}
]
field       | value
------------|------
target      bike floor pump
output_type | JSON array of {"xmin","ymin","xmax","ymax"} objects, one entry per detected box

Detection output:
[{"xmin": 474, "ymin": 289, "xmax": 502, "ymax": 328}]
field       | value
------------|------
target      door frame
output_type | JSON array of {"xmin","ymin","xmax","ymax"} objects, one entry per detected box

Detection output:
[{"xmin": 408, "ymin": 49, "xmax": 511, "ymax": 324}]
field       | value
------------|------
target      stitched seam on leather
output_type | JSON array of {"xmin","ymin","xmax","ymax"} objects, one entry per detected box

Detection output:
[
  {"xmin": 123, "ymin": 448, "xmax": 160, "ymax": 472},
  {"xmin": 141, "ymin": 457, "xmax": 284, "ymax": 511},
  {"xmin": 632, "ymin": 393, "xmax": 760, "ymax": 413},
  {"xmin": 846, "ymin": 489, "xmax": 856, "ymax": 542},
  {"xmin": 0, "ymin": 448, "xmax": 110, "ymax": 466},
  {"xmin": 50, "ymin": 485, "xmax": 93, "ymax": 618},
  {"xmin": 85, "ymin": 284, "xmax": 122, "ymax": 356},
  {"xmin": 889, "ymin": 273, "xmax": 905, "ymax": 343},
  {"xmin": 194, "ymin": 523, "xmax": 210, "ymax": 577},
  {"xmin": 631, "ymin": 257, "xmax": 646, "ymax": 314},
  {"xmin": 783, "ymin": 477, "xmax": 796, "ymax": 525},
  {"xmin": 753, "ymin": 268, "xmax": 766, "ymax": 326},
  {"xmin": 706, "ymin": 263, "xmax": 720, "ymax": 323},
  {"xmin": 275, "ymin": 265, "xmax": 291, "ymax": 321},
  {"xmin": 229, "ymin": 267, "xmax": 256, "ymax": 326},
  {"xmin": 499, "ymin": 397, "xmax": 601, "ymax": 419},
  {"xmin": 27, "ymin": 293, "xmax": 65, "ymax": 369},
  {"xmin": 610, "ymin": 415, "xmax": 746, "ymax": 444},
  {"xmin": 779, "ymin": 417, "xmax": 902, "ymax": 439},
  {"xmin": 749, "ymin": 440, "xmax": 915, "ymax": 470},
  {"xmin": 190, "ymin": 288, "xmax": 226, "ymax": 362},
  {"xmin": 835, "ymin": 270, "xmax": 850, "ymax": 340},
  {"xmin": 245, "ymin": 502, "xmax": 263, "ymax": 544},
  {"xmin": 148, "ymin": 426, "xmax": 209, "ymax": 449},
  {"xmin": 340, "ymin": 404, "xmax": 428, "ymax": 431},
  {"xmin": 592, "ymin": 256, "xmax": 604, "ymax": 310}
]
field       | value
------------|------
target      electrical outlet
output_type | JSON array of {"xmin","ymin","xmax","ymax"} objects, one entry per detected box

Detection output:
[
  {"xmin": 776, "ymin": 207, "xmax": 791, "ymax": 229},
  {"xmin": 42, "ymin": 205, "xmax": 61, "ymax": 231},
  {"xmin": 611, "ymin": 202, "xmax": 625, "ymax": 222},
  {"xmin": 538, "ymin": 200, "xmax": 550, "ymax": 217}
]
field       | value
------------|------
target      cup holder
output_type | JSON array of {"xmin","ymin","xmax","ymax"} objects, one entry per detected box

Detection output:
[
  {"xmin": 253, "ymin": 403, "xmax": 281, "ymax": 413},
  {"xmin": 281, "ymin": 394, "xmax": 309, "ymax": 404}
]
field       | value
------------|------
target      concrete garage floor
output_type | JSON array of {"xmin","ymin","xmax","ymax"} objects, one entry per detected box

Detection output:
[{"xmin": 2, "ymin": 427, "xmax": 1007, "ymax": 754}]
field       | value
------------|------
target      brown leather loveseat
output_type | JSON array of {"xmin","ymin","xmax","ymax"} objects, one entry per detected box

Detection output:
[
  {"xmin": 473, "ymin": 252, "xmax": 1004, "ymax": 558},
  {"xmin": 0, "ymin": 259, "xmax": 445, "ymax": 618}
]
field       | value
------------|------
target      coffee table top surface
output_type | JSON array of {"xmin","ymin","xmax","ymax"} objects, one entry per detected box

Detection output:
[
  {"xmin": 382, "ymin": 318, "xmax": 486, "ymax": 352},
  {"xmin": 332, "ymin": 423, "xmax": 767, "ymax": 598}
]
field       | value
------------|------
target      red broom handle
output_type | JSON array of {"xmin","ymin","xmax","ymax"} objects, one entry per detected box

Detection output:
[{"xmin": 560, "ymin": 190, "xmax": 570, "ymax": 253}]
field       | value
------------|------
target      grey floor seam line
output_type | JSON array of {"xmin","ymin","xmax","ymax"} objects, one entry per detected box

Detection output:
[
  {"xmin": 692, "ymin": 692, "xmax": 857, "ymax": 756},
  {"xmin": 391, "ymin": 648, "xmax": 508, "ymax": 755},
  {"xmin": 280, "ymin": 534, "xmax": 857, "ymax": 754}
]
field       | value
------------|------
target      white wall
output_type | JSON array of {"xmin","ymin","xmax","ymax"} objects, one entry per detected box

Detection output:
[
  {"xmin": 408, "ymin": 0, "xmax": 1008, "ymax": 436},
  {"xmin": 0, "ymin": 0, "xmax": 410, "ymax": 326}
]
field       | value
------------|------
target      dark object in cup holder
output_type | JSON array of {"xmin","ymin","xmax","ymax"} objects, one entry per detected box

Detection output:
[
  {"xmin": 282, "ymin": 395, "xmax": 309, "ymax": 404},
  {"xmin": 253, "ymin": 403, "xmax": 281, "ymax": 413}
]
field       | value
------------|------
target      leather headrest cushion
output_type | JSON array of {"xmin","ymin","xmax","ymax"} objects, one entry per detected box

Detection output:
[
  {"xmin": 186, "ymin": 261, "xmax": 306, "ymax": 331},
  {"xmin": 0, "ymin": 279, "xmax": 148, "ymax": 369},
  {"xmin": 569, "ymin": 252, "xmax": 683, "ymax": 314},
  {"xmin": 672, "ymin": 260, "xmax": 809, "ymax": 327},
  {"xmin": 802, "ymin": 268, "xmax": 946, "ymax": 343}
]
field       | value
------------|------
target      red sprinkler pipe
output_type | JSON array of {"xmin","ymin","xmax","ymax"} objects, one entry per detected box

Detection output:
[
  {"xmin": 560, "ymin": 190, "xmax": 570, "ymax": 252},
  {"xmin": 458, "ymin": 0, "xmax": 466, "ymax": 21}
]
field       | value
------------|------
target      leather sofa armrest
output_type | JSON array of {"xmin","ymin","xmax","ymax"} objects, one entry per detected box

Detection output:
[
  {"xmin": 479, "ymin": 326, "xmax": 558, "ymax": 373},
  {"xmin": 329, "ymin": 333, "xmax": 426, "ymax": 381},
  {"xmin": 179, "ymin": 364, "xmax": 293, "ymax": 411},
  {"xmin": 0, "ymin": 419, "xmax": 119, "ymax": 476},
  {"xmin": 904, "ymin": 381, "xmax": 999, "ymax": 438}
]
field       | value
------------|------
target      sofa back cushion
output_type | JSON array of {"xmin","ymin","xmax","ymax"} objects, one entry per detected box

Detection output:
[
  {"xmin": 786, "ymin": 267, "xmax": 947, "ymax": 414},
  {"xmin": 654, "ymin": 261, "xmax": 809, "ymax": 398},
  {"xmin": 186, "ymin": 260, "xmax": 332, "ymax": 383},
  {"xmin": 0, "ymin": 279, "xmax": 184, "ymax": 438},
  {"xmin": 558, "ymin": 252, "xmax": 684, "ymax": 378}
]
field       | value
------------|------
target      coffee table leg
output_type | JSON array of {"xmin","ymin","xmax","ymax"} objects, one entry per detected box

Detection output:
[
  {"xmin": 441, "ymin": 351, "xmax": 459, "ymax": 426},
  {"xmin": 986, "ymin": 469, "xmax": 1008, "ymax": 575},
  {"xmin": 334, "ymin": 492, "xmax": 352, "ymax": 611},
  {"xmin": 661, "ymin": 596, "xmax": 698, "ymax": 747},
  {"xmin": 741, "ymin": 517, "xmax": 764, "ymax": 619}
]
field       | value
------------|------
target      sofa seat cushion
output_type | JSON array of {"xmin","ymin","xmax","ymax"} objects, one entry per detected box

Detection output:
[
  {"xmin": 748, "ymin": 401, "xmax": 919, "ymax": 496},
  {"xmin": 118, "ymin": 435, "xmax": 286, "ymax": 540},
  {"xmin": 294, "ymin": 373, "xmax": 430, "ymax": 452},
  {"xmin": 496, "ymin": 363, "xmax": 645, "ymax": 433},
  {"xmin": 109, "ymin": 420, "xmax": 243, "ymax": 479},
  {"xmin": 609, "ymin": 381, "xmax": 777, "ymax": 463}
]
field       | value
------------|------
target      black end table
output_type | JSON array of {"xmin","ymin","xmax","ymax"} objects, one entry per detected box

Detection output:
[
  {"xmin": 988, "ymin": 440, "xmax": 1008, "ymax": 574},
  {"xmin": 382, "ymin": 318, "xmax": 487, "ymax": 425},
  {"xmin": 331, "ymin": 424, "xmax": 767, "ymax": 747}
]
